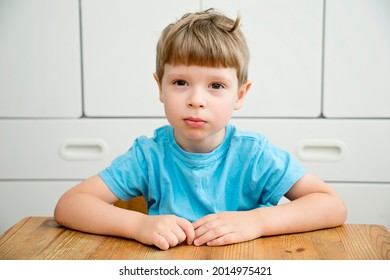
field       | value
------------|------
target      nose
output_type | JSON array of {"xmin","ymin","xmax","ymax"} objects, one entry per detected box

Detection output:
[{"xmin": 187, "ymin": 87, "xmax": 206, "ymax": 108}]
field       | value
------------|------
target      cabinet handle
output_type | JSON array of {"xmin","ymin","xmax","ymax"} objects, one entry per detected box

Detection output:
[
  {"xmin": 296, "ymin": 140, "xmax": 347, "ymax": 162},
  {"xmin": 59, "ymin": 139, "xmax": 108, "ymax": 160}
]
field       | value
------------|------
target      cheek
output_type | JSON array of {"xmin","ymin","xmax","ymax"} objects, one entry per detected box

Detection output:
[
  {"xmin": 217, "ymin": 98, "xmax": 237, "ymax": 114},
  {"xmin": 162, "ymin": 96, "xmax": 181, "ymax": 118},
  {"xmin": 212, "ymin": 102, "xmax": 235, "ymax": 124}
]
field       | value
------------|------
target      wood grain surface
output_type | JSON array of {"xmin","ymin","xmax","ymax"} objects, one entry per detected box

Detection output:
[{"xmin": 1, "ymin": 217, "xmax": 389, "ymax": 260}]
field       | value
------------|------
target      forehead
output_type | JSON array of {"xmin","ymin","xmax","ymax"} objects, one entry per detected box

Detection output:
[{"xmin": 163, "ymin": 64, "xmax": 237, "ymax": 80}]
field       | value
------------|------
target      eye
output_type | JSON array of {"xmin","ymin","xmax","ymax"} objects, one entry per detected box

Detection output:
[
  {"xmin": 210, "ymin": 83, "xmax": 224, "ymax": 90},
  {"xmin": 173, "ymin": 80, "xmax": 188, "ymax": 86}
]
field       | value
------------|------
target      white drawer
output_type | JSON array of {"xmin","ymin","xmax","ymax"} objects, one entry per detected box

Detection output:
[
  {"xmin": 231, "ymin": 119, "xmax": 390, "ymax": 183},
  {"xmin": 330, "ymin": 183, "xmax": 390, "ymax": 231},
  {"xmin": 0, "ymin": 181, "xmax": 79, "ymax": 234},
  {"xmin": 0, "ymin": 119, "xmax": 168, "ymax": 179}
]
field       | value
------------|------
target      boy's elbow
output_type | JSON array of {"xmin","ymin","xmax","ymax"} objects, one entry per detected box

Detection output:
[
  {"xmin": 333, "ymin": 197, "xmax": 348, "ymax": 227},
  {"xmin": 340, "ymin": 202, "xmax": 348, "ymax": 224},
  {"xmin": 53, "ymin": 196, "xmax": 67, "ymax": 226},
  {"xmin": 53, "ymin": 202, "xmax": 62, "ymax": 225}
]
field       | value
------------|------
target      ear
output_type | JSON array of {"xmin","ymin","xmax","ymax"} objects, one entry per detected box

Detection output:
[
  {"xmin": 153, "ymin": 72, "xmax": 163, "ymax": 103},
  {"xmin": 234, "ymin": 80, "xmax": 252, "ymax": 110}
]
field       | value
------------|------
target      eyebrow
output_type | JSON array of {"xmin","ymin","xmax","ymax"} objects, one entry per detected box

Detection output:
[{"xmin": 166, "ymin": 74, "xmax": 234, "ymax": 88}]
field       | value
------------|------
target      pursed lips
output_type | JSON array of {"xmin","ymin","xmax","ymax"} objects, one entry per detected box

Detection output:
[{"xmin": 184, "ymin": 117, "xmax": 207, "ymax": 128}]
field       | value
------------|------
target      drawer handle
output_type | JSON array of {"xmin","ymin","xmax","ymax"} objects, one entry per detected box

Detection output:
[
  {"xmin": 296, "ymin": 140, "xmax": 347, "ymax": 162},
  {"xmin": 59, "ymin": 139, "xmax": 108, "ymax": 160}
]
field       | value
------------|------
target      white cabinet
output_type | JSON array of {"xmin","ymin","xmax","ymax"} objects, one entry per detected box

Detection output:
[
  {"xmin": 0, "ymin": 0, "xmax": 82, "ymax": 118},
  {"xmin": 204, "ymin": 0, "xmax": 323, "ymax": 117},
  {"xmin": 0, "ymin": 181, "xmax": 79, "ymax": 234},
  {"xmin": 0, "ymin": 119, "xmax": 168, "ymax": 179},
  {"xmin": 82, "ymin": 0, "xmax": 199, "ymax": 117},
  {"xmin": 331, "ymin": 183, "xmax": 390, "ymax": 231},
  {"xmin": 231, "ymin": 119, "xmax": 390, "ymax": 183},
  {"xmin": 323, "ymin": 0, "xmax": 390, "ymax": 118}
]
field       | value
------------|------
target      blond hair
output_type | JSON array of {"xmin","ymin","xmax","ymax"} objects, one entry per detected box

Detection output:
[{"xmin": 155, "ymin": 8, "xmax": 250, "ymax": 86}]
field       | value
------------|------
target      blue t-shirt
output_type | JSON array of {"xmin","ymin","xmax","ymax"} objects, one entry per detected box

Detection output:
[{"xmin": 99, "ymin": 124, "xmax": 306, "ymax": 222}]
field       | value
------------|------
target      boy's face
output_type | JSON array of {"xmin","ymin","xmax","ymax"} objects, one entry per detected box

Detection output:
[{"xmin": 154, "ymin": 64, "xmax": 251, "ymax": 153}]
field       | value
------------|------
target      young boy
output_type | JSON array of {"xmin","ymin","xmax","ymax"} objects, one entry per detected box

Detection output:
[{"xmin": 54, "ymin": 9, "xmax": 347, "ymax": 250}]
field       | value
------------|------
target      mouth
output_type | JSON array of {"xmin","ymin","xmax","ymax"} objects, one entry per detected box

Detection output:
[{"xmin": 184, "ymin": 117, "xmax": 207, "ymax": 128}]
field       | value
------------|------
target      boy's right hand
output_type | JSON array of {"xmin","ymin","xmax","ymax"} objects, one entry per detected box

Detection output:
[{"xmin": 134, "ymin": 214, "xmax": 195, "ymax": 250}]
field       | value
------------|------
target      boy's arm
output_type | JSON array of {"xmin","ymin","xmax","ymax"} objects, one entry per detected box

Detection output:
[
  {"xmin": 256, "ymin": 173, "xmax": 347, "ymax": 236},
  {"xmin": 192, "ymin": 173, "xmax": 347, "ymax": 246},
  {"xmin": 54, "ymin": 175, "xmax": 195, "ymax": 250}
]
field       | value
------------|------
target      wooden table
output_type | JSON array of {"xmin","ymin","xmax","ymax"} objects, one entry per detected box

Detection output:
[{"xmin": 1, "ymin": 217, "xmax": 389, "ymax": 260}]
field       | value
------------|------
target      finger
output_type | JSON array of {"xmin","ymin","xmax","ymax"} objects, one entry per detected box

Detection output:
[
  {"xmin": 153, "ymin": 229, "xmax": 181, "ymax": 249},
  {"xmin": 152, "ymin": 234, "xmax": 170, "ymax": 250},
  {"xmin": 177, "ymin": 218, "xmax": 195, "ymax": 245},
  {"xmin": 192, "ymin": 214, "xmax": 215, "ymax": 230},
  {"xmin": 193, "ymin": 225, "xmax": 227, "ymax": 246},
  {"xmin": 163, "ymin": 230, "xmax": 180, "ymax": 247},
  {"xmin": 194, "ymin": 218, "xmax": 221, "ymax": 239},
  {"xmin": 171, "ymin": 225, "xmax": 187, "ymax": 244},
  {"xmin": 205, "ymin": 233, "xmax": 237, "ymax": 246}
]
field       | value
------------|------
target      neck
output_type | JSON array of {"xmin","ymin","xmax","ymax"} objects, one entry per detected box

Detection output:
[{"xmin": 174, "ymin": 128, "xmax": 226, "ymax": 154}]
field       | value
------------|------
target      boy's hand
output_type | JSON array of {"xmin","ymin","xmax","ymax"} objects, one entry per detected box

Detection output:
[
  {"xmin": 192, "ymin": 211, "xmax": 260, "ymax": 246},
  {"xmin": 134, "ymin": 214, "xmax": 195, "ymax": 250}
]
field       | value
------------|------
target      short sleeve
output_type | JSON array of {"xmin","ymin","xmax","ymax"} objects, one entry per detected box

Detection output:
[
  {"xmin": 254, "ymin": 140, "xmax": 306, "ymax": 207},
  {"xmin": 99, "ymin": 139, "xmax": 148, "ymax": 200}
]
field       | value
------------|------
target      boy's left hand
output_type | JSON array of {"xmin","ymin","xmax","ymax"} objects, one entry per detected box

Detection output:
[{"xmin": 192, "ymin": 211, "xmax": 260, "ymax": 246}]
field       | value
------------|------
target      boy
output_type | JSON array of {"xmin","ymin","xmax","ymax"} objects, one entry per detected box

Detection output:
[{"xmin": 54, "ymin": 9, "xmax": 346, "ymax": 250}]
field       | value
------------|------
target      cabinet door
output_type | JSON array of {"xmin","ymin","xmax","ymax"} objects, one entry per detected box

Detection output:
[
  {"xmin": 323, "ymin": 0, "xmax": 390, "ymax": 118},
  {"xmin": 231, "ymin": 119, "xmax": 390, "ymax": 183},
  {"xmin": 0, "ymin": 119, "xmax": 168, "ymax": 179},
  {"xmin": 0, "ymin": 0, "xmax": 82, "ymax": 118},
  {"xmin": 0, "ymin": 181, "xmax": 78, "ymax": 234},
  {"xmin": 82, "ymin": 0, "xmax": 199, "ymax": 117},
  {"xmin": 331, "ymin": 183, "xmax": 390, "ymax": 231},
  {"xmin": 204, "ymin": 0, "xmax": 323, "ymax": 117}
]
